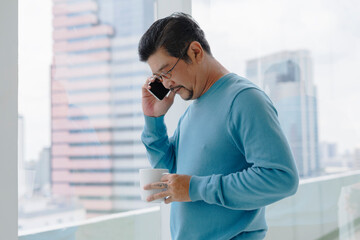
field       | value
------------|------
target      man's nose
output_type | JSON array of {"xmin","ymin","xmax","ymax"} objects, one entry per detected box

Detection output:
[{"xmin": 162, "ymin": 78, "xmax": 174, "ymax": 89}]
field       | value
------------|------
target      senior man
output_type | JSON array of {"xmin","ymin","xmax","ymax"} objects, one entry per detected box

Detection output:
[{"xmin": 138, "ymin": 12, "xmax": 299, "ymax": 240}]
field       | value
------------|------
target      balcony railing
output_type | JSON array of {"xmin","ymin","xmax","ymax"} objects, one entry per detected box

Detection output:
[
  {"xmin": 266, "ymin": 170, "xmax": 360, "ymax": 240},
  {"xmin": 19, "ymin": 171, "xmax": 360, "ymax": 240},
  {"xmin": 19, "ymin": 207, "xmax": 161, "ymax": 240}
]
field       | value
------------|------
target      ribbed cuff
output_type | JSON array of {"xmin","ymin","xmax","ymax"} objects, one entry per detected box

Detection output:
[
  {"xmin": 189, "ymin": 175, "xmax": 211, "ymax": 202},
  {"xmin": 143, "ymin": 115, "xmax": 167, "ymax": 136}
]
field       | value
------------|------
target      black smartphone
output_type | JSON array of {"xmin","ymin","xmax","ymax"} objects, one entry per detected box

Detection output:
[{"xmin": 147, "ymin": 78, "xmax": 170, "ymax": 100}]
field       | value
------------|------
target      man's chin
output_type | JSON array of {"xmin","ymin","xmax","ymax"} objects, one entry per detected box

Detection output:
[
  {"xmin": 178, "ymin": 90, "xmax": 193, "ymax": 101},
  {"xmin": 180, "ymin": 96, "xmax": 192, "ymax": 101}
]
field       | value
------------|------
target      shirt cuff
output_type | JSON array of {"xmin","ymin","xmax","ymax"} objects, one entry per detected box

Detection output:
[
  {"xmin": 189, "ymin": 175, "xmax": 211, "ymax": 202},
  {"xmin": 143, "ymin": 115, "xmax": 167, "ymax": 136}
]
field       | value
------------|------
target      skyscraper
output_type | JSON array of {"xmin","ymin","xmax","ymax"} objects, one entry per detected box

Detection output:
[
  {"xmin": 51, "ymin": 0, "xmax": 155, "ymax": 217},
  {"xmin": 34, "ymin": 147, "xmax": 51, "ymax": 193},
  {"xmin": 246, "ymin": 50, "xmax": 320, "ymax": 177},
  {"xmin": 354, "ymin": 147, "xmax": 360, "ymax": 169}
]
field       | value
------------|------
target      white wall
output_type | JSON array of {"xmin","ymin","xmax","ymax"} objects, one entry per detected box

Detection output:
[{"xmin": 0, "ymin": 0, "xmax": 18, "ymax": 239}]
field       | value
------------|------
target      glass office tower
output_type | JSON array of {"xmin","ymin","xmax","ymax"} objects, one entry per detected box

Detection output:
[{"xmin": 51, "ymin": 0, "xmax": 155, "ymax": 217}]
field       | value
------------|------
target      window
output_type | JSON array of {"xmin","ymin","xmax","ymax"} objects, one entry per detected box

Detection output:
[
  {"xmin": 18, "ymin": 0, "xmax": 158, "ymax": 232},
  {"xmin": 193, "ymin": 0, "xmax": 360, "ymax": 178},
  {"xmin": 193, "ymin": 1, "xmax": 360, "ymax": 239}
]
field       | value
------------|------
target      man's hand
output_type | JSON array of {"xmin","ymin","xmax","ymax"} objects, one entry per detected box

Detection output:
[
  {"xmin": 142, "ymin": 76, "xmax": 176, "ymax": 117},
  {"xmin": 143, "ymin": 174, "xmax": 192, "ymax": 204}
]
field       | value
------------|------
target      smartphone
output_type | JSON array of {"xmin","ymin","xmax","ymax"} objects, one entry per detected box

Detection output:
[{"xmin": 147, "ymin": 78, "xmax": 170, "ymax": 100}]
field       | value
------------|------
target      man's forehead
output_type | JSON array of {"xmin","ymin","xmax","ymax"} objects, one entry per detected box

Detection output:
[{"xmin": 148, "ymin": 47, "xmax": 172, "ymax": 74}]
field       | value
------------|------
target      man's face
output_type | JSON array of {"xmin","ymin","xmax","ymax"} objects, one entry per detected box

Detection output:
[{"xmin": 147, "ymin": 47, "xmax": 195, "ymax": 101}]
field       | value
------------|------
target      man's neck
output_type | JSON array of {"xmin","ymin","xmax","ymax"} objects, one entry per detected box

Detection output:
[{"xmin": 198, "ymin": 57, "xmax": 230, "ymax": 98}]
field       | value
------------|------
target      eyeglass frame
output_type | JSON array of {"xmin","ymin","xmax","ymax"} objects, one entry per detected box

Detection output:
[{"xmin": 153, "ymin": 44, "xmax": 190, "ymax": 81}]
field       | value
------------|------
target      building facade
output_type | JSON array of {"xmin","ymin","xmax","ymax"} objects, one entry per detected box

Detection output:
[
  {"xmin": 51, "ymin": 0, "xmax": 155, "ymax": 217},
  {"xmin": 354, "ymin": 147, "xmax": 360, "ymax": 169}
]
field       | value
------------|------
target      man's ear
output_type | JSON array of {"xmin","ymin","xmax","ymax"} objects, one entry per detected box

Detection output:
[{"xmin": 188, "ymin": 41, "xmax": 204, "ymax": 63}]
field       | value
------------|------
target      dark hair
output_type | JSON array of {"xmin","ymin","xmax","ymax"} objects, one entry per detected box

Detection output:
[{"xmin": 138, "ymin": 12, "xmax": 212, "ymax": 62}]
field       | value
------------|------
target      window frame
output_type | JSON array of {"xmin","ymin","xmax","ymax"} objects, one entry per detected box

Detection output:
[{"xmin": 0, "ymin": 0, "xmax": 18, "ymax": 239}]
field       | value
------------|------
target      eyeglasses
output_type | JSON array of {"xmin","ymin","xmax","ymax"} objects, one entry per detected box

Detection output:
[{"xmin": 154, "ymin": 44, "xmax": 190, "ymax": 81}]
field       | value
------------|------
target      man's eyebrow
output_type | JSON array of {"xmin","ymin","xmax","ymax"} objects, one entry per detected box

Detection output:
[{"xmin": 153, "ymin": 63, "xmax": 169, "ymax": 75}]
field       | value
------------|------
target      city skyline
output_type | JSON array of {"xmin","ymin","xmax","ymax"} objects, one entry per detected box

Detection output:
[
  {"xmin": 14, "ymin": 0, "xmax": 360, "ymax": 236},
  {"xmin": 19, "ymin": 1, "xmax": 360, "ymax": 163},
  {"xmin": 50, "ymin": 0, "xmax": 156, "ymax": 216},
  {"xmin": 193, "ymin": 0, "xmax": 360, "ymax": 155}
]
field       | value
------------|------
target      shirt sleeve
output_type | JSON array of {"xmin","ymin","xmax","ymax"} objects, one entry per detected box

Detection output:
[
  {"xmin": 141, "ymin": 115, "xmax": 179, "ymax": 173},
  {"xmin": 189, "ymin": 88, "xmax": 299, "ymax": 210}
]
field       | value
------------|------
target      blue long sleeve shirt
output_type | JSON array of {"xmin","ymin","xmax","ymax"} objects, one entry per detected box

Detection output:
[{"xmin": 141, "ymin": 73, "xmax": 299, "ymax": 240}]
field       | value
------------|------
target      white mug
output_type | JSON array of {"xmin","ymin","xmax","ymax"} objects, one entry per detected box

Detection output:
[{"xmin": 139, "ymin": 168, "xmax": 169, "ymax": 203}]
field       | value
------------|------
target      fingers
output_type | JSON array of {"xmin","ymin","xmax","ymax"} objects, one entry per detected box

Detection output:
[
  {"xmin": 144, "ymin": 174, "xmax": 191, "ymax": 203},
  {"xmin": 143, "ymin": 182, "xmax": 168, "ymax": 190},
  {"xmin": 144, "ymin": 176, "xmax": 171, "ymax": 202},
  {"xmin": 143, "ymin": 76, "xmax": 155, "ymax": 90},
  {"xmin": 146, "ymin": 190, "xmax": 169, "ymax": 202}
]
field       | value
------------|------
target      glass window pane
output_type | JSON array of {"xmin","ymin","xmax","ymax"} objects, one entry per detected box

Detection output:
[
  {"xmin": 193, "ymin": 0, "xmax": 360, "ymax": 177},
  {"xmin": 18, "ymin": 0, "xmax": 158, "ymax": 233},
  {"xmin": 193, "ymin": 1, "xmax": 360, "ymax": 239}
]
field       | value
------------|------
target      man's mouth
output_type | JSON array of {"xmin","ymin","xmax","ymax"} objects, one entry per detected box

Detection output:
[{"xmin": 171, "ymin": 86, "xmax": 182, "ymax": 93}]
